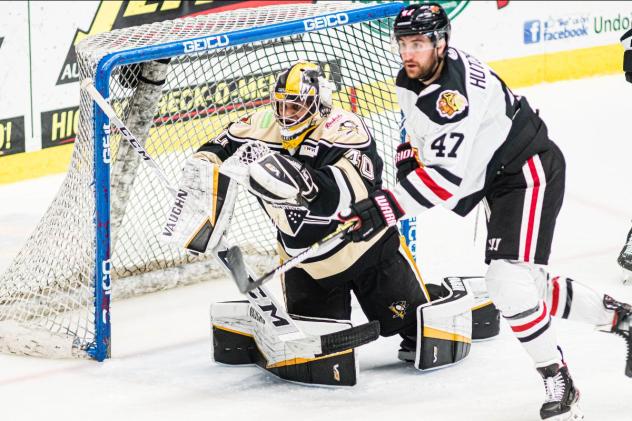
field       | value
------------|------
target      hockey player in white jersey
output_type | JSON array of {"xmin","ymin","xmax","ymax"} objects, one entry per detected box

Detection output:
[
  {"xmin": 618, "ymin": 29, "xmax": 632, "ymax": 284},
  {"xmin": 338, "ymin": 3, "xmax": 632, "ymax": 419},
  {"xmin": 619, "ymin": 226, "xmax": 632, "ymax": 284}
]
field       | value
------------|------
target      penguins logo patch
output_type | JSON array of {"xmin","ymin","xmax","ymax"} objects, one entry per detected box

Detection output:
[
  {"xmin": 389, "ymin": 301, "xmax": 408, "ymax": 319},
  {"xmin": 436, "ymin": 90, "xmax": 468, "ymax": 119},
  {"xmin": 338, "ymin": 120, "xmax": 359, "ymax": 135}
]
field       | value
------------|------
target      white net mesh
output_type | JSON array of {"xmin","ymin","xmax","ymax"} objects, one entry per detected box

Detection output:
[{"xmin": 0, "ymin": 2, "xmax": 402, "ymax": 359}]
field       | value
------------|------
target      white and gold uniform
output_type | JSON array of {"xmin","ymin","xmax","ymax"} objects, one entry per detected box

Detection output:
[{"xmin": 198, "ymin": 107, "xmax": 430, "ymax": 337}]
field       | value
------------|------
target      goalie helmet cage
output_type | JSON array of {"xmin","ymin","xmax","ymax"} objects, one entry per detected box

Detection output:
[{"xmin": 0, "ymin": 1, "xmax": 408, "ymax": 361}]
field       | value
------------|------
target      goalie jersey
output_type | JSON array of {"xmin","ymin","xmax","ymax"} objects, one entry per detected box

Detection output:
[
  {"xmin": 393, "ymin": 47, "xmax": 553, "ymax": 217},
  {"xmin": 198, "ymin": 108, "xmax": 399, "ymax": 281}
]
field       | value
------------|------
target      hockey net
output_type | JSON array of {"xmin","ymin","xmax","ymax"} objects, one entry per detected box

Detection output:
[{"xmin": 0, "ymin": 2, "xmax": 403, "ymax": 360}]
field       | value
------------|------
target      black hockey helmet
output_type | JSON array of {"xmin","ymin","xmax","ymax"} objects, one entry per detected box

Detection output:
[{"xmin": 393, "ymin": 3, "xmax": 451, "ymax": 45}]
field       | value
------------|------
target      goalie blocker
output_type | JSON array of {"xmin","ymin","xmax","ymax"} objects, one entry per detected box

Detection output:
[{"xmin": 160, "ymin": 152, "xmax": 237, "ymax": 254}]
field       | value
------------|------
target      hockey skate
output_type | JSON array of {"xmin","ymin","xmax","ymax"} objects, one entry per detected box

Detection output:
[
  {"xmin": 617, "ymin": 225, "xmax": 632, "ymax": 284},
  {"xmin": 537, "ymin": 363, "xmax": 583, "ymax": 421},
  {"xmin": 603, "ymin": 295, "xmax": 632, "ymax": 377}
]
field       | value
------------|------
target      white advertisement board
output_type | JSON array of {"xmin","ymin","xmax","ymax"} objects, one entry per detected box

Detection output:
[{"xmin": 0, "ymin": 1, "xmax": 629, "ymax": 182}]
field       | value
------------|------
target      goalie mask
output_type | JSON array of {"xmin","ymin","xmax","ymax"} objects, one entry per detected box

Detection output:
[{"xmin": 271, "ymin": 61, "xmax": 333, "ymax": 150}]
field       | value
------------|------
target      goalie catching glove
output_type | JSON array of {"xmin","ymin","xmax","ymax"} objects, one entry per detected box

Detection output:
[
  {"xmin": 160, "ymin": 151, "xmax": 237, "ymax": 254},
  {"xmin": 247, "ymin": 151, "xmax": 319, "ymax": 206},
  {"xmin": 338, "ymin": 190, "xmax": 405, "ymax": 242}
]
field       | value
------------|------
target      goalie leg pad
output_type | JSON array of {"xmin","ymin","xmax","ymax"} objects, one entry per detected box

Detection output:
[
  {"xmin": 211, "ymin": 300, "xmax": 259, "ymax": 365},
  {"xmin": 211, "ymin": 301, "xmax": 359, "ymax": 386},
  {"xmin": 414, "ymin": 277, "xmax": 474, "ymax": 371},
  {"xmin": 425, "ymin": 277, "xmax": 500, "ymax": 341},
  {"xmin": 212, "ymin": 325, "xmax": 259, "ymax": 365},
  {"xmin": 464, "ymin": 276, "xmax": 501, "ymax": 340}
]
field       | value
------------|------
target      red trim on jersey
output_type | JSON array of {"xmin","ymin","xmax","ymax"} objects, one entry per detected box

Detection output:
[
  {"xmin": 511, "ymin": 302, "xmax": 548, "ymax": 333},
  {"xmin": 523, "ymin": 158, "xmax": 541, "ymax": 261},
  {"xmin": 550, "ymin": 276, "xmax": 560, "ymax": 316},
  {"xmin": 415, "ymin": 167, "xmax": 452, "ymax": 201}
]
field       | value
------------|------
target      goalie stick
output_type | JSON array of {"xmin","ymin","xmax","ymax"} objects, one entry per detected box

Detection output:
[
  {"xmin": 230, "ymin": 220, "xmax": 356, "ymax": 294},
  {"xmin": 82, "ymin": 79, "xmax": 379, "ymax": 352}
]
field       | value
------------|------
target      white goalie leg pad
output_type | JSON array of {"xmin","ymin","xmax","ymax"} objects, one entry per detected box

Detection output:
[
  {"xmin": 464, "ymin": 276, "xmax": 501, "ymax": 340},
  {"xmin": 415, "ymin": 277, "xmax": 474, "ymax": 371},
  {"xmin": 211, "ymin": 302, "xmax": 361, "ymax": 386},
  {"xmin": 211, "ymin": 301, "xmax": 352, "ymax": 364},
  {"xmin": 161, "ymin": 155, "xmax": 237, "ymax": 254}
]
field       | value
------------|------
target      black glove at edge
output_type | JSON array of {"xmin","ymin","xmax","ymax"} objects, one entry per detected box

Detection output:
[{"xmin": 395, "ymin": 142, "xmax": 421, "ymax": 181}]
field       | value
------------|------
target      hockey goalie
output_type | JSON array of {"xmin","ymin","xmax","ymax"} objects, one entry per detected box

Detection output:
[{"xmin": 161, "ymin": 61, "xmax": 500, "ymax": 386}]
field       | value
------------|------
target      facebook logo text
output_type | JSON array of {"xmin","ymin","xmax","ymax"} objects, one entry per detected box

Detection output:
[
  {"xmin": 523, "ymin": 16, "xmax": 589, "ymax": 44},
  {"xmin": 523, "ymin": 20, "xmax": 541, "ymax": 44}
]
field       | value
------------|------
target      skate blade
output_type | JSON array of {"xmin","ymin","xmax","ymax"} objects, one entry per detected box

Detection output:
[
  {"xmin": 545, "ymin": 404, "xmax": 584, "ymax": 421},
  {"xmin": 623, "ymin": 268, "xmax": 632, "ymax": 285}
]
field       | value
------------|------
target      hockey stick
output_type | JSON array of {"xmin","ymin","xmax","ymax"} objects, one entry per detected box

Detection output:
[
  {"xmin": 231, "ymin": 219, "xmax": 356, "ymax": 294},
  {"xmin": 83, "ymin": 79, "xmax": 379, "ymax": 352}
]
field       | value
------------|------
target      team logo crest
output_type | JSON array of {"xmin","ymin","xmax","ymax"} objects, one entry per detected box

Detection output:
[
  {"xmin": 339, "ymin": 120, "xmax": 359, "ymax": 135},
  {"xmin": 389, "ymin": 301, "xmax": 408, "ymax": 319},
  {"xmin": 436, "ymin": 90, "xmax": 468, "ymax": 118}
]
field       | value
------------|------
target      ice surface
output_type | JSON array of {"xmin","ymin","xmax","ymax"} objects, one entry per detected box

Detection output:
[{"xmin": 0, "ymin": 75, "xmax": 631, "ymax": 421}]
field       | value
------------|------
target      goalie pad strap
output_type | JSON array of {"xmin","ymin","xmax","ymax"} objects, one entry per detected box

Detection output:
[{"xmin": 466, "ymin": 276, "xmax": 501, "ymax": 340}]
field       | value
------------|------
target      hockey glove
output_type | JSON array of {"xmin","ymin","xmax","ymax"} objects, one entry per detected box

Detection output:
[
  {"xmin": 622, "ymin": 28, "xmax": 632, "ymax": 83},
  {"xmin": 395, "ymin": 142, "xmax": 421, "ymax": 181},
  {"xmin": 249, "ymin": 152, "xmax": 319, "ymax": 205},
  {"xmin": 338, "ymin": 190, "xmax": 404, "ymax": 242}
]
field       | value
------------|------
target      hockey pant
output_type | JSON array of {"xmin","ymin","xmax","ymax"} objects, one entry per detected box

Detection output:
[{"xmin": 485, "ymin": 145, "xmax": 617, "ymax": 367}]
